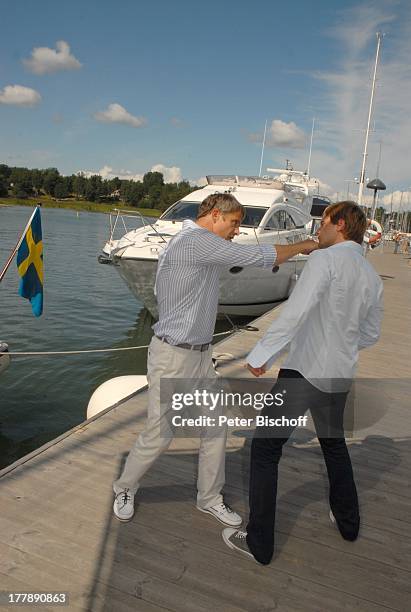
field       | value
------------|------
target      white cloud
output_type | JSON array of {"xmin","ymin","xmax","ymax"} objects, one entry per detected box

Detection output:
[
  {"xmin": 94, "ymin": 103, "xmax": 147, "ymax": 128},
  {"xmin": 23, "ymin": 40, "xmax": 82, "ymax": 75},
  {"xmin": 249, "ymin": 119, "xmax": 306, "ymax": 149},
  {"xmin": 0, "ymin": 84, "xmax": 41, "ymax": 107},
  {"xmin": 151, "ymin": 164, "xmax": 182, "ymax": 183},
  {"xmin": 81, "ymin": 165, "xmax": 144, "ymax": 182},
  {"xmin": 267, "ymin": 120, "xmax": 306, "ymax": 148},
  {"xmin": 80, "ymin": 163, "xmax": 183, "ymax": 184}
]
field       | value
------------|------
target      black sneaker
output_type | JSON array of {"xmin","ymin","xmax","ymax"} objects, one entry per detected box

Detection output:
[{"xmin": 222, "ymin": 528, "xmax": 257, "ymax": 563}]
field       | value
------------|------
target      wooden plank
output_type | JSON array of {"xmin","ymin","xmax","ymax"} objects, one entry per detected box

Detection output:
[{"xmin": 0, "ymin": 511, "xmax": 397, "ymax": 612}]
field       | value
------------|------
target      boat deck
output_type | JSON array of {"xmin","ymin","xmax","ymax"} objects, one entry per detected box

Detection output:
[{"xmin": 0, "ymin": 246, "xmax": 410, "ymax": 611}]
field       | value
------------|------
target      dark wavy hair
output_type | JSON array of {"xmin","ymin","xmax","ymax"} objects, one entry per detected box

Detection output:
[{"xmin": 324, "ymin": 201, "xmax": 367, "ymax": 244}]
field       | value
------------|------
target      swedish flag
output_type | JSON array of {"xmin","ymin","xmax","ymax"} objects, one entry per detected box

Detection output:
[{"xmin": 16, "ymin": 206, "xmax": 43, "ymax": 316}]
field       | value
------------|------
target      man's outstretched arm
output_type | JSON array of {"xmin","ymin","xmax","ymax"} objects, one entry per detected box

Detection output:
[
  {"xmin": 194, "ymin": 234, "xmax": 318, "ymax": 268},
  {"xmin": 274, "ymin": 239, "xmax": 318, "ymax": 265}
]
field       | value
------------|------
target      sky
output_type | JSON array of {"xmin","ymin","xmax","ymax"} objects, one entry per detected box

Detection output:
[{"xmin": 1, "ymin": 0, "xmax": 410, "ymax": 210}]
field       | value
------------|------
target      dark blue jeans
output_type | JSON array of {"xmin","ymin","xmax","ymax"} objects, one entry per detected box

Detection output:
[{"xmin": 246, "ymin": 369, "xmax": 360, "ymax": 565}]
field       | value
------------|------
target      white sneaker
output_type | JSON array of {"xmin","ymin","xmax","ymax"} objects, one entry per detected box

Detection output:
[
  {"xmin": 197, "ymin": 502, "xmax": 242, "ymax": 527},
  {"xmin": 222, "ymin": 528, "xmax": 257, "ymax": 563},
  {"xmin": 113, "ymin": 488, "xmax": 134, "ymax": 522}
]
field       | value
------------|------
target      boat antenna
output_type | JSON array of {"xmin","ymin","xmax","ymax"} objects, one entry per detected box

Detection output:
[
  {"xmin": 258, "ymin": 119, "xmax": 268, "ymax": 177},
  {"xmin": 357, "ymin": 32, "xmax": 383, "ymax": 207},
  {"xmin": 306, "ymin": 117, "xmax": 315, "ymax": 178}
]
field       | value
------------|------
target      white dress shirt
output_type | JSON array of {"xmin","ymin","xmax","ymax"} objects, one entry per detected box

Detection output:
[
  {"xmin": 153, "ymin": 220, "xmax": 277, "ymax": 345},
  {"xmin": 247, "ymin": 241, "xmax": 384, "ymax": 392}
]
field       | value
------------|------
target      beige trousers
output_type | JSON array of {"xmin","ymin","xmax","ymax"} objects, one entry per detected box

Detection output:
[{"xmin": 113, "ymin": 336, "xmax": 227, "ymax": 509}]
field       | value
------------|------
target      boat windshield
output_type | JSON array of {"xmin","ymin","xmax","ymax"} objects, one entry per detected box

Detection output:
[
  {"xmin": 160, "ymin": 201, "xmax": 268, "ymax": 228},
  {"xmin": 310, "ymin": 196, "xmax": 330, "ymax": 218}
]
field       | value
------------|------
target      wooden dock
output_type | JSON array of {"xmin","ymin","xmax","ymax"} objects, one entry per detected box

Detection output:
[{"xmin": 0, "ymin": 247, "xmax": 410, "ymax": 611}]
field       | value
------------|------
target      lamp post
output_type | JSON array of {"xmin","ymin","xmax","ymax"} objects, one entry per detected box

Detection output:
[
  {"xmin": 365, "ymin": 178, "xmax": 386, "ymax": 257},
  {"xmin": 367, "ymin": 177, "xmax": 386, "ymax": 223}
]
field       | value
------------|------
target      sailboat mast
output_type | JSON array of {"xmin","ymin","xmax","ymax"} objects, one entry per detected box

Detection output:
[
  {"xmin": 258, "ymin": 119, "xmax": 268, "ymax": 177},
  {"xmin": 307, "ymin": 117, "xmax": 315, "ymax": 178},
  {"xmin": 357, "ymin": 32, "xmax": 383, "ymax": 207}
]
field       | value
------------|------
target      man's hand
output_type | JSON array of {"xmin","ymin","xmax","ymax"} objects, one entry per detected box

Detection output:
[
  {"xmin": 298, "ymin": 238, "xmax": 319, "ymax": 255},
  {"xmin": 274, "ymin": 238, "xmax": 318, "ymax": 265},
  {"xmin": 246, "ymin": 363, "xmax": 267, "ymax": 377}
]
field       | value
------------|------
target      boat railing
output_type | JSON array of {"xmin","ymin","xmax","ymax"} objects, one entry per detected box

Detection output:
[{"xmin": 108, "ymin": 208, "xmax": 161, "ymax": 243}]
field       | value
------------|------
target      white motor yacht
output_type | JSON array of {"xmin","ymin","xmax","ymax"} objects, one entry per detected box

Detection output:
[{"xmin": 100, "ymin": 169, "xmax": 323, "ymax": 318}]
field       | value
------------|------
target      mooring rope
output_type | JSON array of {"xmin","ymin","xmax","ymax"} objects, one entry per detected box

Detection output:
[{"xmin": 2, "ymin": 329, "xmax": 244, "ymax": 356}]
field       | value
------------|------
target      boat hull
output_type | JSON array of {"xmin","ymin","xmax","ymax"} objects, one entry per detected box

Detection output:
[{"xmin": 115, "ymin": 255, "xmax": 307, "ymax": 318}]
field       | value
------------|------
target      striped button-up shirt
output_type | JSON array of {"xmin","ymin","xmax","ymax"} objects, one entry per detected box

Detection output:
[{"xmin": 153, "ymin": 220, "xmax": 277, "ymax": 345}]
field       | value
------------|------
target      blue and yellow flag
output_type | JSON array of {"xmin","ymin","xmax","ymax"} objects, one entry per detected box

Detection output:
[{"xmin": 16, "ymin": 206, "xmax": 43, "ymax": 317}]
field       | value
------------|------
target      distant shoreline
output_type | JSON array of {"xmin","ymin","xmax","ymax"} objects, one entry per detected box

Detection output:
[{"xmin": 0, "ymin": 197, "xmax": 162, "ymax": 217}]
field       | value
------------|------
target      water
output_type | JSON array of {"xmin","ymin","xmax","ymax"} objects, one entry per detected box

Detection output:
[
  {"xmin": 0, "ymin": 206, "xmax": 154, "ymax": 468},
  {"xmin": 0, "ymin": 206, "xmax": 247, "ymax": 469}
]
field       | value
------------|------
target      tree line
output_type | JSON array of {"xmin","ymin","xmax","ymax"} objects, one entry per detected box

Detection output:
[{"xmin": 0, "ymin": 164, "xmax": 195, "ymax": 211}]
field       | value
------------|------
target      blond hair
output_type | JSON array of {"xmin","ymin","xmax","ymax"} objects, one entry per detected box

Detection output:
[{"xmin": 197, "ymin": 193, "xmax": 244, "ymax": 220}]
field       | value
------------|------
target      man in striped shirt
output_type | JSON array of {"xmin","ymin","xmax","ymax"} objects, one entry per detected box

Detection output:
[{"xmin": 113, "ymin": 193, "xmax": 318, "ymax": 526}]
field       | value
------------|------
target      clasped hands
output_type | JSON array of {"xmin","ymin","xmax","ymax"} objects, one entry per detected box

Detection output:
[{"xmin": 245, "ymin": 363, "xmax": 267, "ymax": 377}]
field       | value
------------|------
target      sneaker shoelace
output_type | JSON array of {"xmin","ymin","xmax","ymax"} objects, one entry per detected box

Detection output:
[
  {"xmin": 118, "ymin": 488, "xmax": 131, "ymax": 508},
  {"xmin": 217, "ymin": 502, "xmax": 233, "ymax": 514},
  {"xmin": 234, "ymin": 530, "xmax": 248, "ymax": 541}
]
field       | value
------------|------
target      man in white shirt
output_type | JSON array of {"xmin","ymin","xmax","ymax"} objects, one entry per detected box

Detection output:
[
  {"xmin": 113, "ymin": 193, "xmax": 318, "ymax": 527},
  {"xmin": 222, "ymin": 201, "xmax": 383, "ymax": 564}
]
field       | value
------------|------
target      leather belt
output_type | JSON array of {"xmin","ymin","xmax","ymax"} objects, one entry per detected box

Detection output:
[{"xmin": 156, "ymin": 336, "xmax": 210, "ymax": 352}]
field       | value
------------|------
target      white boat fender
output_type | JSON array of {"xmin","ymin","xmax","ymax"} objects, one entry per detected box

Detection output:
[
  {"xmin": 0, "ymin": 341, "xmax": 10, "ymax": 375},
  {"xmin": 364, "ymin": 220, "xmax": 383, "ymax": 246},
  {"xmin": 87, "ymin": 375, "xmax": 148, "ymax": 419}
]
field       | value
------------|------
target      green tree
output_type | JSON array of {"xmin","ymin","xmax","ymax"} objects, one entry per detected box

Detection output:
[
  {"xmin": 108, "ymin": 177, "xmax": 121, "ymax": 192},
  {"xmin": 54, "ymin": 178, "xmax": 69, "ymax": 199},
  {"xmin": 10, "ymin": 167, "xmax": 33, "ymax": 198},
  {"xmin": 0, "ymin": 164, "xmax": 11, "ymax": 180},
  {"xmin": 0, "ymin": 177, "xmax": 8, "ymax": 197},
  {"xmin": 84, "ymin": 181, "xmax": 97, "ymax": 202},
  {"xmin": 72, "ymin": 173, "xmax": 87, "ymax": 198},
  {"xmin": 143, "ymin": 171, "xmax": 164, "ymax": 190},
  {"xmin": 43, "ymin": 168, "xmax": 60, "ymax": 196},
  {"xmin": 122, "ymin": 181, "xmax": 145, "ymax": 206},
  {"xmin": 31, "ymin": 169, "xmax": 45, "ymax": 195}
]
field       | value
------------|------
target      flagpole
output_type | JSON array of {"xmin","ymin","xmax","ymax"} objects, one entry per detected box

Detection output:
[{"xmin": 0, "ymin": 205, "xmax": 40, "ymax": 283}]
